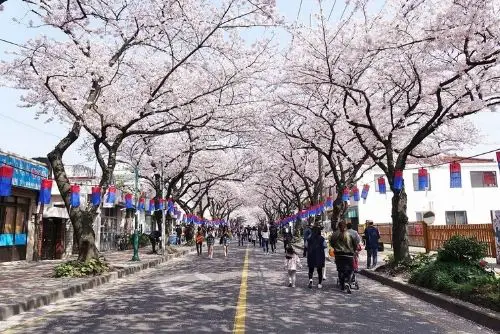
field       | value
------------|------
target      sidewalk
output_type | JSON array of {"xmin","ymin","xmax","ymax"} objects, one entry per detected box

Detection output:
[{"xmin": 0, "ymin": 245, "xmax": 194, "ymax": 320}]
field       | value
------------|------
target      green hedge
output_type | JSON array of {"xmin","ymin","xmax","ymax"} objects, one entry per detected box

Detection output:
[
  {"xmin": 409, "ymin": 235, "xmax": 500, "ymax": 311},
  {"xmin": 54, "ymin": 258, "xmax": 109, "ymax": 278}
]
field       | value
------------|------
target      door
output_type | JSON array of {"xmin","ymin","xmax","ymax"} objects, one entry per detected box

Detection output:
[{"xmin": 41, "ymin": 219, "xmax": 56, "ymax": 260}]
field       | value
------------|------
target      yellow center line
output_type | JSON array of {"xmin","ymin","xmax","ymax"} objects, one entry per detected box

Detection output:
[{"xmin": 233, "ymin": 248, "xmax": 249, "ymax": 334}]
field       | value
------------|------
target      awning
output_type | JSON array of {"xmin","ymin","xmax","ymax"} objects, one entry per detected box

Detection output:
[{"xmin": 43, "ymin": 206, "xmax": 70, "ymax": 219}]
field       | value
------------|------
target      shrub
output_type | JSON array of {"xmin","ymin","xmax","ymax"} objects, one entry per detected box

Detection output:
[
  {"xmin": 54, "ymin": 258, "xmax": 109, "ymax": 278},
  {"xmin": 437, "ymin": 235, "xmax": 487, "ymax": 264}
]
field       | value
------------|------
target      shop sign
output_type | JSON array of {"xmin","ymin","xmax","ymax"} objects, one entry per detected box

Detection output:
[{"xmin": 0, "ymin": 154, "xmax": 49, "ymax": 190}]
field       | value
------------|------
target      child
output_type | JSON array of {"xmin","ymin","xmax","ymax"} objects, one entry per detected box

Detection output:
[{"xmin": 284, "ymin": 246, "xmax": 302, "ymax": 287}]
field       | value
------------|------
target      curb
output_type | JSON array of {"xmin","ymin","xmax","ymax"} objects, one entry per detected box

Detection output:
[
  {"xmin": 360, "ymin": 269, "xmax": 500, "ymax": 332},
  {"xmin": 0, "ymin": 247, "xmax": 195, "ymax": 321}
]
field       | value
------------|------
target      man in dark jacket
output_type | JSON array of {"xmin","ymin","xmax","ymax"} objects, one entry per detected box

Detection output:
[
  {"xmin": 307, "ymin": 225, "xmax": 326, "ymax": 289},
  {"xmin": 364, "ymin": 220, "xmax": 380, "ymax": 269},
  {"xmin": 269, "ymin": 223, "xmax": 278, "ymax": 253}
]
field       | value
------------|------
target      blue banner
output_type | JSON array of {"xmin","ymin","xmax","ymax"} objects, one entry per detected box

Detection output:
[
  {"xmin": 0, "ymin": 233, "xmax": 27, "ymax": 246},
  {"xmin": 0, "ymin": 154, "xmax": 48, "ymax": 190}
]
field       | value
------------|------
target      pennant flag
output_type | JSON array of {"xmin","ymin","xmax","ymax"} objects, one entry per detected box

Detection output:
[
  {"xmin": 149, "ymin": 198, "xmax": 156, "ymax": 212},
  {"xmin": 125, "ymin": 193, "xmax": 133, "ymax": 209},
  {"xmin": 91, "ymin": 186, "xmax": 101, "ymax": 206},
  {"xmin": 361, "ymin": 184, "xmax": 370, "ymax": 200},
  {"xmin": 40, "ymin": 179, "xmax": 52, "ymax": 204},
  {"xmin": 342, "ymin": 188, "xmax": 350, "ymax": 202},
  {"xmin": 378, "ymin": 177, "xmax": 386, "ymax": 194},
  {"xmin": 138, "ymin": 197, "xmax": 145, "ymax": 211},
  {"xmin": 107, "ymin": 186, "xmax": 116, "ymax": 203},
  {"xmin": 496, "ymin": 152, "xmax": 500, "ymax": 170},
  {"xmin": 450, "ymin": 162, "xmax": 462, "ymax": 188},
  {"xmin": 418, "ymin": 168, "xmax": 428, "ymax": 190},
  {"xmin": 0, "ymin": 165, "xmax": 14, "ymax": 196},
  {"xmin": 70, "ymin": 185, "xmax": 80, "ymax": 208},
  {"xmin": 167, "ymin": 198, "xmax": 174, "ymax": 213},
  {"xmin": 352, "ymin": 186, "xmax": 360, "ymax": 202},
  {"xmin": 158, "ymin": 198, "xmax": 165, "ymax": 211},
  {"xmin": 325, "ymin": 197, "xmax": 333, "ymax": 208},
  {"xmin": 394, "ymin": 170, "xmax": 404, "ymax": 191}
]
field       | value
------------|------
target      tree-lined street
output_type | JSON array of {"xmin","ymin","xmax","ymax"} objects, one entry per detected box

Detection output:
[{"xmin": 0, "ymin": 245, "xmax": 493, "ymax": 333}]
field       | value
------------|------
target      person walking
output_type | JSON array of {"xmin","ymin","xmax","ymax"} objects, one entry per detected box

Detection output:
[
  {"xmin": 221, "ymin": 228, "xmax": 231, "ymax": 257},
  {"xmin": 195, "ymin": 227, "xmax": 204, "ymax": 256},
  {"xmin": 302, "ymin": 222, "xmax": 312, "ymax": 257},
  {"xmin": 330, "ymin": 221, "xmax": 358, "ymax": 292},
  {"xmin": 283, "ymin": 228, "xmax": 293, "ymax": 252},
  {"xmin": 261, "ymin": 224, "xmax": 270, "ymax": 254},
  {"xmin": 364, "ymin": 220, "xmax": 380, "ymax": 269},
  {"xmin": 284, "ymin": 245, "xmax": 302, "ymax": 287},
  {"xmin": 237, "ymin": 226, "xmax": 244, "ymax": 246},
  {"xmin": 307, "ymin": 225, "xmax": 327, "ymax": 289},
  {"xmin": 206, "ymin": 227, "xmax": 215, "ymax": 259},
  {"xmin": 250, "ymin": 227, "xmax": 257, "ymax": 247},
  {"xmin": 258, "ymin": 225, "xmax": 263, "ymax": 248},
  {"xmin": 175, "ymin": 224, "xmax": 183, "ymax": 245},
  {"xmin": 269, "ymin": 223, "xmax": 278, "ymax": 253}
]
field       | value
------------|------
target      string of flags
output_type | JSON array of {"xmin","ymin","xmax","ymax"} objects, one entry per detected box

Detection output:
[{"xmin": 275, "ymin": 152, "xmax": 500, "ymax": 226}]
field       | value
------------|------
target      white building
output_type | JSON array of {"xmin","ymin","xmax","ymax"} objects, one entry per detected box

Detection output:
[{"xmin": 352, "ymin": 156, "xmax": 500, "ymax": 226}]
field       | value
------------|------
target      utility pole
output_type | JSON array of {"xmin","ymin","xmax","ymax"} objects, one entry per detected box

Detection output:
[{"xmin": 131, "ymin": 165, "xmax": 140, "ymax": 261}]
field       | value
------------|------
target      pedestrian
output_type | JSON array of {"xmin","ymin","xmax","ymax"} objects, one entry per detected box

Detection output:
[
  {"xmin": 307, "ymin": 225, "xmax": 327, "ymax": 289},
  {"xmin": 195, "ymin": 227, "xmax": 204, "ymax": 256},
  {"xmin": 330, "ymin": 221, "xmax": 357, "ymax": 292},
  {"xmin": 206, "ymin": 227, "xmax": 215, "ymax": 259},
  {"xmin": 261, "ymin": 224, "xmax": 269, "ymax": 254},
  {"xmin": 221, "ymin": 228, "xmax": 231, "ymax": 257},
  {"xmin": 284, "ymin": 245, "xmax": 302, "ymax": 287},
  {"xmin": 175, "ymin": 224, "xmax": 182, "ymax": 245},
  {"xmin": 364, "ymin": 220, "xmax": 380, "ymax": 269},
  {"xmin": 269, "ymin": 223, "xmax": 278, "ymax": 253},
  {"xmin": 283, "ymin": 228, "xmax": 293, "ymax": 252},
  {"xmin": 237, "ymin": 226, "xmax": 244, "ymax": 246},
  {"xmin": 258, "ymin": 225, "xmax": 263, "ymax": 247},
  {"xmin": 303, "ymin": 222, "xmax": 312, "ymax": 257},
  {"xmin": 250, "ymin": 226, "xmax": 257, "ymax": 247}
]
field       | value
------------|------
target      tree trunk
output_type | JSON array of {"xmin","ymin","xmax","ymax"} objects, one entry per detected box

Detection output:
[
  {"xmin": 48, "ymin": 122, "xmax": 99, "ymax": 262},
  {"xmin": 391, "ymin": 188, "xmax": 410, "ymax": 262},
  {"xmin": 71, "ymin": 208, "xmax": 99, "ymax": 262},
  {"xmin": 330, "ymin": 195, "xmax": 347, "ymax": 230}
]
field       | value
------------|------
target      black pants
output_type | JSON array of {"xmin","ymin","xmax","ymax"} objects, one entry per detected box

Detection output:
[
  {"xmin": 335, "ymin": 255, "xmax": 354, "ymax": 287},
  {"xmin": 238, "ymin": 235, "xmax": 244, "ymax": 246},
  {"xmin": 284, "ymin": 240, "xmax": 290, "ymax": 251},
  {"xmin": 270, "ymin": 238, "xmax": 277, "ymax": 252},
  {"xmin": 196, "ymin": 242, "xmax": 203, "ymax": 255},
  {"xmin": 308, "ymin": 266, "xmax": 324, "ymax": 284}
]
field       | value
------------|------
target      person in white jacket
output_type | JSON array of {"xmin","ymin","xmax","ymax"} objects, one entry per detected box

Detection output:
[{"xmin": 284, "ymin": 245, "xmax": 302, "ymax": 287}]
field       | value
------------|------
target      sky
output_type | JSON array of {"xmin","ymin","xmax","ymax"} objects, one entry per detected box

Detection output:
[{"xmin": 0, "ymin": 0, "xmax": 499, "ymax": 166}]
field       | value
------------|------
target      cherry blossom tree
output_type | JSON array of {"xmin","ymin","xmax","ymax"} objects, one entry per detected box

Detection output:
[
  {"xmin": 0, "ymin": 0, "xmax": 277, "ymax": 261},
  {"xmin": 286, "ymin": 0, "xmax": 500, "ymax": 261}
]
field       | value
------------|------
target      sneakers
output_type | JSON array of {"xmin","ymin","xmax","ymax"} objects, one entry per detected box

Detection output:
[
  {"xmin": 292, "ymin": 284, "xmax": 296, "ymax": 288},
  {"xmin": 308, "ymin": 280, "xmax": 313, "ymax": 289},
  {"xmin": 318, "ymin": 284, "xmax": 322, "ymax": 289}
]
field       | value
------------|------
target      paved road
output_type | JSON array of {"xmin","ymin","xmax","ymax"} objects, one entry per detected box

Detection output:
[{"xmin": 0, "ymin": 244, "xmax": 493, "ymax": 334}]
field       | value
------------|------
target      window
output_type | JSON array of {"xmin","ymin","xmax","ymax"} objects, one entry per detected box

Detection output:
[
  {"xmin": 470, "ymin": 171, "xmax": 498, "ymax": 188},
  {"xmin": 445, "ymin": 211, "xmax": 467, "ymax": 225},
  {"xmin": 412, "ymin": 173, "xmax": 432, "ymax": 191},
  {"xmin": 416, "ymin": 212, "xmax": 425, "ymax": 221}
]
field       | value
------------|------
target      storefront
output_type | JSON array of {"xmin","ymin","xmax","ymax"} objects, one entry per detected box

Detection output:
[{"xmin": 0, "ymin": 152, "xmax": 48, "ymax": 262}]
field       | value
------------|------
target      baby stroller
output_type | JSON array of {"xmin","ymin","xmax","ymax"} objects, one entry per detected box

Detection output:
[
  {"xmin": 350, "ymin": 246, "xmax": 361, "ymax": 290},
  {"xmin": 335, "ymin": 253, "xmax": 356, "ymax": 294}
]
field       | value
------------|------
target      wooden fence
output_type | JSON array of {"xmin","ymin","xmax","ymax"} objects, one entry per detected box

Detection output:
[{"xmin": 368, "ymin": 222, "xmax": 496, "ymax": 258}]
